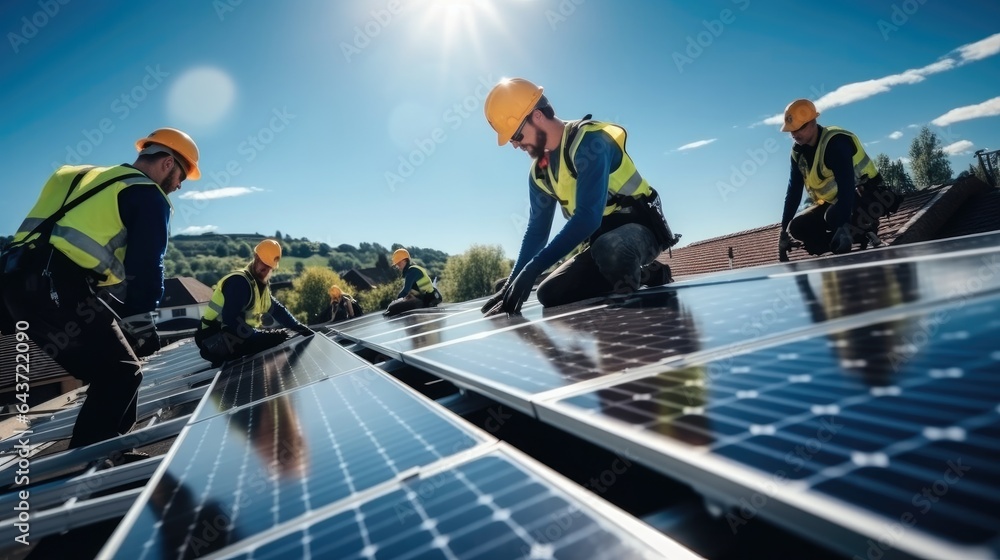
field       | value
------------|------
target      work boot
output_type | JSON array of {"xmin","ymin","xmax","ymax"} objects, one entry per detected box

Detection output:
[
  {"xmin": 641, "ymin": 262, "xmax": 672, "ymax": 287},
  {"xmin": 830, "ymin": 224, "xmax": 853, "ymax": 254}
]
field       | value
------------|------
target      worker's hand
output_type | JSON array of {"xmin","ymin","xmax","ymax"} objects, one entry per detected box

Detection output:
[
  {"xmin": 480, "ymin": 279, "xmax": 510, "ymax": 315},
  {"xmin": 294, "ymin": 324, "xmax": 314, "ymax": 337},
  {"xmin": 121, "ymin": 312, "xmax": 161, "ymax": 358},
  {"xmin": 487, "ymin": 264, "xmax": 539, "ymax": 317},
  {"xmin": 778, "ymin": 230, "xmax": 792, "ymax": 262}
]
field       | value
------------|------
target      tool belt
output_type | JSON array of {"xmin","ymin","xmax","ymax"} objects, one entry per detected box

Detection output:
[{"xmin": 592, "ymin": 188, "xmax": 680, "ymax": 252}]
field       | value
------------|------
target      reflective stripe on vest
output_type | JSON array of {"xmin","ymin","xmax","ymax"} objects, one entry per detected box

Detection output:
[
  {"xmin": 530, "ymin": 120, "xmax": 652, "ymax": 219},
  {"xmin": 794, "ymin": 126, "xmax": 878, "ymax": 204},
  {"xmin": 13, "ymin": 165, "xmax": 168, "ymax": 286},
  {"xmin": 200, "ymin": 267, "xmax": 272, "ymax": 329}
]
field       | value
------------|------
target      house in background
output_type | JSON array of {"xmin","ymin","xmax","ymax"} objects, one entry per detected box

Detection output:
[{"xmin": 155, "ymin": 276, "xmax": 213, "ymax": 333}]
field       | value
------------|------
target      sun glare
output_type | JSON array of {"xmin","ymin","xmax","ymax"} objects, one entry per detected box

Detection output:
[{"xmin": 410, "ymin": 0, "xmax": 501, "ymax": 63}]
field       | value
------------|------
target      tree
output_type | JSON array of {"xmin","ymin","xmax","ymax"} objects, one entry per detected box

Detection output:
[
  {"xmin": 439, "ymin": 245, "xmax": 512, "ymax": 303},
  {"xmin": 908, "ymin": 127, "xmax": 952, "ymax": 188},
  {"xmin": 214, "ymin": 243, "xmax": 229, "ymax": 258},
  {"xmin": 355, "ymin": 279, "xmax": 404, "ymax": 314},
  {"xmin": 318, "ymin": 243, "xmax": 331, "ymax": 256},
  {"xmin": 874, "ymin": 153, "xmax": 916, "ymax": 195},
  {"xmin": 274, "ymin": 230, "xmax": 282, "ymax": 241},
  {"xmin": 294, "ymin": 261, "xmax": 305, "ymax": 275},
  {"xmin": 236, "ymin": 243, "xmax": 252, "ymax": 258},
  {"xmin": 287, "ymin": 266, "xmax": 347, "ymax": 324}
]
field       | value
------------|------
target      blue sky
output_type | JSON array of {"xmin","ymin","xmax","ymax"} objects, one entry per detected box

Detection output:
[{"xmin": 2, "ymin": 0, "xmax": 998, "ymax": 259}]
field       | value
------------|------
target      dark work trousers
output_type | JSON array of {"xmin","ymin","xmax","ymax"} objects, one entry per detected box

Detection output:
[
  {"xmin": 1, "ymin": 250, "xmax": 141, "ymax": 448},
  {"xmin": 385, "ymin": 291, "xmax": 439, "ymax": 317},
  {"xmin": 536, "ymin": 223, "xmax": 661, "ymax": 307},
  {"xmin": 789, "ymin": 185, "xmax": 896, "ymax": 255}
]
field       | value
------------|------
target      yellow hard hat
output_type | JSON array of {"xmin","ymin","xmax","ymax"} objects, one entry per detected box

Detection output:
[
  {"xmin": 484, "ymin": 78, "xmax": 544, "ymax": 146},
  {"xmin": 780, "ymin": 99, "xmax": 820, "ymax": 132},
  {"xmin": 135, "ymin": 127, "xmax": 201, "ymax": 180},
  {"xmin": 392, "ymin": 248, "xmax": 410, "ymax": 266},
  {"xmin": 254, "ymin": 239, "xmax": 282, "ymax": 268},
  {"xmin": 329, "ymin": 285, "xmax": 343, "ymax": 300}
]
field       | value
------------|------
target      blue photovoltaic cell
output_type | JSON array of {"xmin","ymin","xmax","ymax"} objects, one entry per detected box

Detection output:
[
  {"xmin": 225, "ymin": 452, "xmax": 671, "ymax": 560},
  {"xmin": 556, "ymin": 291, "xmax": 1000, "ymax": 547},
  {"xmin": 106, "ymin": 368, "xmax": 484, "ymax": 559},
  {"xmin": 195, "ymin": 335, "xmax": 368, "ymax": 420},
  {"xmin": 405, "ymin": 248, "xmax": 1000, "ymax": 396}
]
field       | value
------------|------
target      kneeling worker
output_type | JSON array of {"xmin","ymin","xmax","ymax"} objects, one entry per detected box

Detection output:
[
  {"xmin": 196, "ymin": 239, "xmax": 312, "ymax": 364},
  {"xmin": 384, "ymin": 248, "xmax": 442, "ymax": 317}
]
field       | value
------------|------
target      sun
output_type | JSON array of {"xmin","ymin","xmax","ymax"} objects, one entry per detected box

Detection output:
[{"xmin": 410, "ymin": 0, "xmax": 501, "ymax": 60}]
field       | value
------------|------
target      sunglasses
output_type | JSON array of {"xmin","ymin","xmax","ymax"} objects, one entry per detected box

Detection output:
[
  {"xmin": 173, "ymin": 157, "xmax": 188, "ymax": 182},
  {"xmin": 511, "ymin": 113, "xmax": 532, "ymax": 143}
]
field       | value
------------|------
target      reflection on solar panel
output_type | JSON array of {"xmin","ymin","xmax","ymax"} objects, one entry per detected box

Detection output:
[
  {"xmin": 222, "ymin": 449, "xmax": 693, "ymax": 560},
  {"xmin": 541, "ymin": 292, "xmax": 1000, "ymax": 559},
  {"xmin": 323, "ymin": 234, "xmax": 1000, "ymax": 559},
  {"xmin": 104, "ymin": 358, "xmax": 487, "ymax": 558}
]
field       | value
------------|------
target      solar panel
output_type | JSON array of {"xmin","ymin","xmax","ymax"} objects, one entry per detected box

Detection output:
[
  {"xmin": 202, "ymin": 447, "xmax": 697, "ymax": 560},
  {"xmin": 103, "ymin": 364, "xmax": 490, "ymax": 559},
  {"xmin": 195, "ymin": 334, "xmax": 369, "ymax": 421},
  {"xmin": 536, "ymin": 290, "xmax": 1000, "ymax": 559},
  {"xmin": 397, "ymin": 247, "xmax": 1000, "ymax": 413}
]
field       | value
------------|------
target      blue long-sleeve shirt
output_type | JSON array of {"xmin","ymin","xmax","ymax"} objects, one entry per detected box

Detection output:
[
  {"xmin": 117, "ymin": 165, "xmax": 171, "ymax": 316},
  {"xmin": 781, "ymin": 130, "xmax": 858, "ymax": 231},
  {"xmin": 219, "ymin": 274, "xmax": 303, "ymax": 340},
  {"xmin": 397, "ymin": 264, "xmax": 428, "ymax": 299},
  {"xmin": 511, "ymin": 129, "xmax": 623, "ymax": 277}
]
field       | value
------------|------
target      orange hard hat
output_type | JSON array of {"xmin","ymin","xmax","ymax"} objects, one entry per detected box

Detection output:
[
  {"xmin": 484, "ymin": 78, "xmax": 545, "ymax": 146},
  {"xmin": 254, "ymin": 239, "xmax": 281, "ymax": 268},
  {"xmin": 135, "ymin": 127, "xmax": 201, "ymax": 180},
  {"xmin": 780, "ymin": 99, "xmax": 820, "ymax": 132},
  {"xmin": 392, "ymin": 248, "xmax": 410, "ymax": 266}
]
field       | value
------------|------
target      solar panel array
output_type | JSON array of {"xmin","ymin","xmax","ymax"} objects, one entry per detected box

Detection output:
[
  {"xmin": 102, "ymin": 335, "xmax": 695, "ymax": 559},
  {"xmin": 327, "ymin": 231, "xmax": 1000, "ymax": 560}
]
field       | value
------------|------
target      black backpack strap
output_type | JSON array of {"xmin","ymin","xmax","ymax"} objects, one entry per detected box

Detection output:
[{"xmin": 562, "ymin": 114, "xmax": 593, "ymax": 179}]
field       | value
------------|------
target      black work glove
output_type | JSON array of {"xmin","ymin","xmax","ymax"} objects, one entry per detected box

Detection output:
[
  {"xmin": 294, "ymin": 324, "xmax": 314, "ymax": 337},
  {"xmin": 121, "ymin": 312, "xmax": 161, "ymax": 358},
  {"xmin": 830, "ymin": 223, "xmax": 853, "ymax": 254},
  {"xmin": 486, "ymin": 263, "xmax": 539, "ymax": 317},
  {"xmin": 481, "ymin": 279, "xmax": 511, "ymax": 314},
  {"xmin": 778, "ymin": 230, "xmax": 792, "ymax": 262}
]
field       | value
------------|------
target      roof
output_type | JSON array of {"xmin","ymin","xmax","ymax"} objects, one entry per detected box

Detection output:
[
  {"xmin": 0, "ymin": 335, "xmax": 70, "ymax": 400},
  {"xmin": 158, "ymin": 276, "xmax": 213, "ymax": 308},
  {"xmin": 660, "ymin": 176, "xmax": 993, "ymax": 279}
]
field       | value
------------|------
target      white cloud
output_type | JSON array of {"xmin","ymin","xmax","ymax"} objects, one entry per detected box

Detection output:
[
  {"xmin": 942, "ymin": 140, "xmax": 974, "ymax": 156},
  {"xmin": 675, "ymin": 139, "xmax": 717, "ymax": 151},
  {"xmin": 899, "ymin": 157, "xmax": 911, "ymax": 165},
  {"xmin": 756, "ymin": 33, "xmax": 1000, "ymax": 127},
  {"xmin": 179, "ymin": 186, "xmax": 263, "ymax": 200},
  {"xmin": 888, "ymin": 131, "xmax": 903, "ymax": 140},
  {"xmin": 931, "ymin": 96, "xmax": 1000, "ymax": 126},
  {"xmin": 956, "ymin": 32, "xmax": 1000, "ymax": 63},
  {"xmin": 177, "ymin": 225, "xmax": 218, "ymax": 235}
]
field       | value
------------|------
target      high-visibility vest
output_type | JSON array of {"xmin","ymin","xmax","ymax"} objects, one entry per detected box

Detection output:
[
  {"xmin": 201, "ymin": 267, "xmax": 272, "ymax": 329},
  {"xmin": 14, "ymin": 165, "xmax": 169, "ymax": 286},
  {"xmin": 407, "ymin": 264, "xmax": 435, "ymax": 296},
  {"xmin": 530, "ymin": 119, "xmax": 653, "ymax": 219},
  {"xmin": 794, "ymin": 126, "xmax": 879, "ymax": 204}
]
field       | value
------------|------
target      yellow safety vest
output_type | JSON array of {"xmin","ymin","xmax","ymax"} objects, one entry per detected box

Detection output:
[
  {"xmin": 794, "ymin": 126, "xmax": 879, "ymax": 204},
  {"xmin": 13, "ymin": 165, "xmax": 170, "ymax": 286},
  {"xmin": 530, "ymin": 120, "xmax": 653, "ymax": 219},
  {"xmin": 201, "ymin": 267, "xmax": 272, "ymax": 329},
  {"xmin": 408, "ymin": 264, "xmax": 435, "ymax": 296}
]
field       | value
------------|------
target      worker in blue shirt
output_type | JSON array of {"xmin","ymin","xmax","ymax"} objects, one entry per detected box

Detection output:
[
  {"xmin": 384, "ymin": 248, "xmax": 442, "ymax": 317},
  {"xmin": 778, "ymin": 99, "xmax": 899, "ymax": 258},
  {"xmin": 480, "ymin": 78, "xmax": 677, "ymax": 315},
  {"xmin": 196, "ymin": 239, "xmax": 312, "ymax": 364},
  {"xmin": 1, "ymin": 128, "xmax": 200, "ymax": 448}
]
